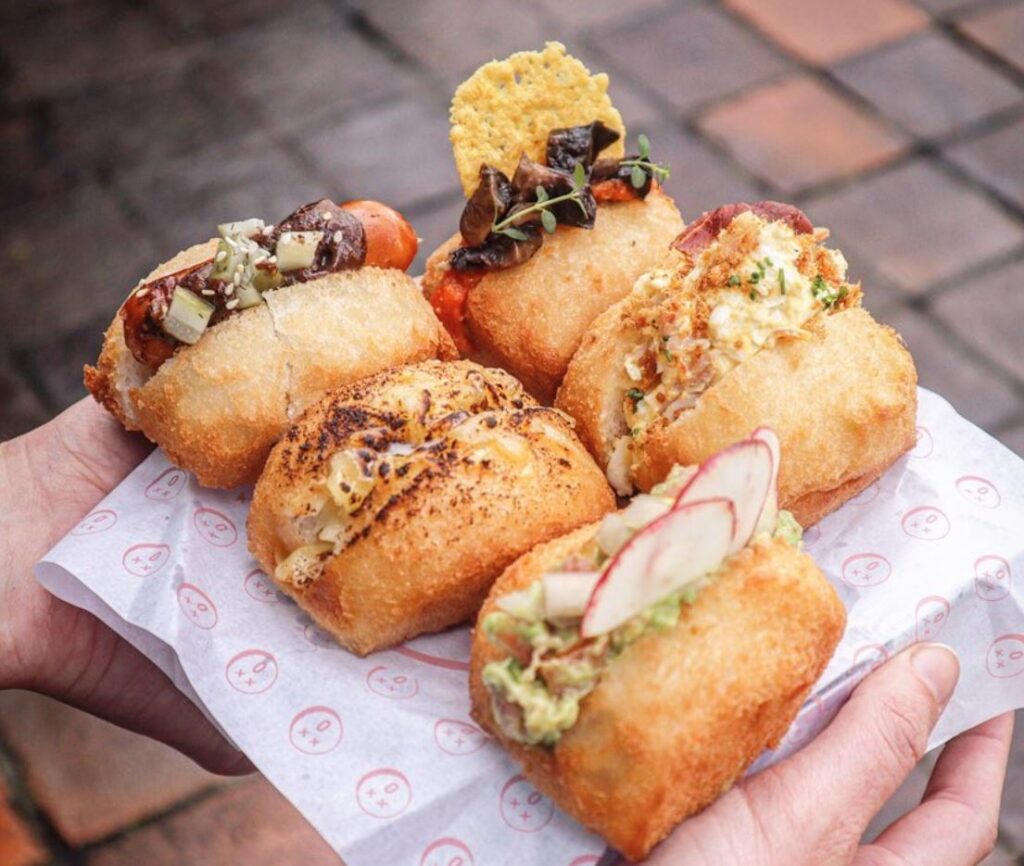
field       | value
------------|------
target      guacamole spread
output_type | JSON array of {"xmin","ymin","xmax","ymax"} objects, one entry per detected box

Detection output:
[{"xmin": 481, "ymin": 474, "xmax": 802, "ymax": 747}]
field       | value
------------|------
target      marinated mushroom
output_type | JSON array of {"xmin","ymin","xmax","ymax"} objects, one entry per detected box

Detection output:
[{"xmin": 460, "ymin": 167, "xmax": 515, "ymax": 247}]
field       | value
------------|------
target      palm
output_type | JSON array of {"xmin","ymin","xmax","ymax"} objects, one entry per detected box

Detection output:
[{"xmin": 0, "ymin": 399, "xmax": 248, "ymax": 775}]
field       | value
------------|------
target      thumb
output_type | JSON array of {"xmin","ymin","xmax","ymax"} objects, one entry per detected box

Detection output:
[{"xmin": 745, "ymin": 643, "xmax": 960, "ymax": 861}]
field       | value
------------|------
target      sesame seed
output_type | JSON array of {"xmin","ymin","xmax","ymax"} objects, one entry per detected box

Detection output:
[
  {"xmin": 332, "ymin": 230, "xmax": 342, "ymax": 244},
  {"xmin": 225, "ymin": 283, "xmax": 235, "ymax": 296},
  {"xmin": 225, "ymin": 298, "xmax": 239, "ymax": 310},
  {"xmin": 321, "ymin": 211, "xmax": 332, "ymax": 221},
  {"xmin": 134, "ymin": 287, "xmax": 150, "ymax": 298},
  {"xmin": 215, "ymin": 250, "xmax": 227, "ymax": 262},
  {"xmin": 201, "ymin": 288, "xmax": 215, "ymax": 296}
]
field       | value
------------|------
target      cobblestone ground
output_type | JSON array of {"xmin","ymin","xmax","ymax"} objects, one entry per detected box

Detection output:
[{"xmin": 2, "ymin": 0, "xmax": 1024, "ymax": 863}]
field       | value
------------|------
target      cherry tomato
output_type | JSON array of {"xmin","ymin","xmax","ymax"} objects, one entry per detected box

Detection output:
[
  {"xmin": 341, "ymin": 200, "xmax": 418, "ymax": 271},
  {"xmin": 428, "ymin": 269, "xmax": 480, "ymax": 355}
]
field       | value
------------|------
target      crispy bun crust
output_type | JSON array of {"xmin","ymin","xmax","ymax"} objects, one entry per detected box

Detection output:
[
  {"xmin": 248, "ymin": 361, "xmax": 614, "ymax": 655},
  {"xmin": 85, "ymin": 244, "xmax": 458, "ymax": 488},
  {"xmin": 423, "ymin": 189, "xmax": 684, "ymax": 403},
  {"xmin": 556, "ymin": 305, "xmax": 917, "ymax": 526},
  {"xmin": 471, "ymin": 527, "xmax": 845, "ymax": 861}
]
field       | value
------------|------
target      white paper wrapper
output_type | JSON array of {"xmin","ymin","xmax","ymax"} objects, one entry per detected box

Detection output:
[{"xmin": 36, "ymin": 388, "xmax": 1024, "ymax": 865}]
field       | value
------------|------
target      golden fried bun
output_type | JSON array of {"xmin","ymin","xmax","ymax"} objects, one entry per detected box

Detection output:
[
  {"xmin": 85, "ymin": 242, "xmax": 457, "ymax": 489},
  {"xmin": 470, "ymin": 525, "xmax": 845, "ymax": 861},
  {"xmin": 559, "ymin": 304, "xmax": 916, "ymax": 527},
  {"xmin": 423, "ymin": 189, "xmax": 684, "ymax": 403},
  {"xmin": 248, "ymin": 361, "xmax": 614, "ymax": 655}
]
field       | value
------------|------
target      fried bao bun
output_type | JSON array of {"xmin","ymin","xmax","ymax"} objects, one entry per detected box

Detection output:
[
  {"xmin": 470, "ymin": 525, "xmax": 845, "ymax": 860},
  {"xmin": 248, "ymin": 361, "xmax": 614, "ymax": 655},
  {"xmin": 423, "ymin": 188, "xmax": 684, "ymax": 403},
  {"xmin": 85, "ymin": 241, "xmax": 457, "ymax": 489}
]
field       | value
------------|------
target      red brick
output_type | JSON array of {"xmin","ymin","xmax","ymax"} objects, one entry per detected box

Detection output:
[
  {"xmin": 805, "ymin": 159, "xmax": 1024, "ymax": 293},
  {"xmin": 698, "ymin": 74, "xmax": 907, "ymax": 194},
  {"xmin": 0, "ymin": 691, "xmax": 223, "ymax": 846},
  {"xmin": 724, "ymin": 0, "xmax": 928, "ymax": 65},
  {"xmin": 87, "ymin": 777, "xmax": 340, "ymax": 866},
  {"xmin": 958, "ymin": 3, "xmax": 1024, "ymax": 73},
  {"xmin": 0, "ymin": 783, "xmax": 46, "ymax": 866}
]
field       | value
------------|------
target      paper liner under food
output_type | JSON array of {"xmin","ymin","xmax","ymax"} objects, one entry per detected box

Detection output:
[{"xmin": 36, "ymin": 389, "xmax": 1024, "ymax": 864}]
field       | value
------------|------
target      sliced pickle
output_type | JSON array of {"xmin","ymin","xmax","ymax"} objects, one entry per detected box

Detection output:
[
  {"xmin": 217, "ymin": 218, "xmax": 265, "ymax": 239},
  {"xmin": 252, "ymin": 266, "xmax": 284, "ymax": 293},
  {"xmin": 234, "ymin": 282, "xmax": 264, "ymax": 310},
  {"xmin": 276, "ymin": 231, "xmax": 322, "ymax": 272},
  {"xmin": 163, "ymin": 287, "xmax": 215, "ymax": 344},
  {"xmin": 275, "ymin": 542, "xmax": 332, "ymax": 588},
  {"xmin": 325, "ymin": 450, "xmax": 376, "ymax": 514}
]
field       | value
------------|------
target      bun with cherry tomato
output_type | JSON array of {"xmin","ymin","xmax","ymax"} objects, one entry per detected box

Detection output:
[
  {"xmin": 247, "ymin": 360, "xmax": 615, "ymax": 655},
  {"xmin": 470, "ymin": 430, "xmax": 845, "ymax": 861},
  {"xmin": 555, "ymin": 201, "xmax": 918, "ymax": 526},
  {"xmin": 421, "ymin": 44, "xmax": 684, "ymax": 403},
  {"xmin": 85, "ymin": 198, "xmax": 455, "ymax": 488}
]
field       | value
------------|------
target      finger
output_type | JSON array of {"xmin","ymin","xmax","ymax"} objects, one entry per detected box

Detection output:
[
  {"xmin": 34, "ymin": 607, "xmax": 254, "ymax": 776},
  {"xmin": 732, "ymin": 644, "xmax": 960, "ymax": 861},
  {"xmin": 854, "ymin": 713, "xmax": 1013, "ymax": 866}
]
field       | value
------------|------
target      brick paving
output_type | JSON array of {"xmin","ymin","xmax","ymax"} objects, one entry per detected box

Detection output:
[{"xmin": 1, "ymin": 0, "xmax": 1024, "ymax": 863}]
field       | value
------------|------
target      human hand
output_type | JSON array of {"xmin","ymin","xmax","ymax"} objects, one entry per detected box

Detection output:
[
  {"xmin": 644, "ymin": 644, "xmax": 1011, "ymax": 865},
  {"xmin": 0, "ymin": 397, "xmax": 252, "ymax": 775}
]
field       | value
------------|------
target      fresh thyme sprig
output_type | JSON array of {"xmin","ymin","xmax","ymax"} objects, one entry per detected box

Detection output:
[
  {"xmin": 620, "ymin": 134, "xmax": 671, "ymax": 190},
  {"xmin": 492, "ymin": 163, "xmax": 589, "ymax": 240}
]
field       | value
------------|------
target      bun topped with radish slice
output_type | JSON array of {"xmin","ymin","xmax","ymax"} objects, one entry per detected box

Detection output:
[
  {"xmin": 470, "ymin": 429, "xmax": 844, "ymax": 860},
  {"xmin": 555, "ymin": 201, "xmax": 917, "ymax": 525},
  {"xmin": 85, "ymin": 198, "xmax": 456, "ymax": 489}
]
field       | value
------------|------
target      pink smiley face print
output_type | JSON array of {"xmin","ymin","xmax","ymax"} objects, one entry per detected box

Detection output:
[
  {"xmin": 841, "ymin": 553, "xmax": 891, "ymax": 588},
  {"xmin": 122, "ymin": 543, "xmax": 171, "ymax": 577},
  {"xmin": 854, "ymin": 643, "xmax": 889, "ymax": 672},
  {"xmin": 71, "ymin": 509, "xmax": 117, "ymax": 535},
  {"xmin": 177, "ymin": 583, "xmax": 218, "ymax": 629},
  {"xmin": 956, "ymin": 475, "xmax": 1000, "ymax": 509},
  {"xmin": 356, "ymin": 768, "xmax": 412, "ymax": 818},
  {"xmin": 986, "ymin": 635, "xmax": 1024, "ymax": 678},
  {"xmin": 289, "ymin": 706, "xmax": 343, "ymax": 755},
  {"xmin": 421, "ymin": 838, "xmax": 475, "ymax": 866},
  {"xmin": 366, "ymin": 666, "xmax": 419, "ymax": 699},
  {"xmin": 915, "ymin": 596, "xmax": 951, "ymax": 642},
  {"xmin": 225, "ymin": 649, "xmax": 278, "ymax": 694},
  {"xmin": 901, "ymin": 506, "xmax": 950, "ymax": 541},
  {"xmin": 145, "ymin": 467, "xmax": 188, "ymax": 501},
  {"xmin": 434, "ymin": 719, "xmax": 488, "ymax": 755},
  {"xmin": 499, "ymin": 775, "xmax": 554, "ymax": 833},
  {"xmin": 193, "ymin": 507, "xmax": 238, "ymax": 547},
  {"xmin": 243, "ymin": 569, "xmax": 283, "ymax": 603},
  {"xmin": 975, "ymin": 555, "xmax": 1012, "ymax": 602},
  {"xmin": 910, "ymin": 426, "xmax": 933, "ymax": 459}
]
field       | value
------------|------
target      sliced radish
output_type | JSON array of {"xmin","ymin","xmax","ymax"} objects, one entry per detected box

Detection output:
[
  {"xmin": 750, "ymin": 427, "xmax": 780, "ymax": 535},
  {"xmin": 495, "ymin": 587, "xmax": 541, "ymax": 620},
  {"xmin": 673, "ymin": 440, "xmax": 772, "ymax": 553},
  {"xmin": 596, "ymin": 494, "xmax": 672, "ymax": 557},
  {"xmin": 581, "ymin": 498, "xmax": 735, "ymax": 637},
  {"xmin": 543, "ymin": 571, "xmax": 601, "ymax": 620}
]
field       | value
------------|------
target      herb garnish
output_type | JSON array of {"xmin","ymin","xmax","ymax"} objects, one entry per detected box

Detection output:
[
  {"xmin": 491, "ymin": 163, "xmax": 589, "ymax": 240},
  {"xmin": 626, "ymin": 388, "xmax": 645, "ymax": 403},
  {"xmin": 620, "ymin": 134, "xmax": 671, "ymax": 190},
  {"xmin": 811, "ymin": 274, "xmax": 848, "ymax": 309}
]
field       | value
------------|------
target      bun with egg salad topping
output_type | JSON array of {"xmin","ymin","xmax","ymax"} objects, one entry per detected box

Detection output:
[
  {"xmin": 85, "ymin": 198, "xmax": 456, "ymax": 488},
  {"xmin": 470, "ymin": 430, "xmax": 845, "ymax": 861},
  {"xmin": 556, "ymin": 201, "xmax": 917, "ymax": 525},
  {"xmin": 422, "ymin": 43, "xmax": 684, "ymax": 403},
  {"xmin": 247, "ymin": 360, "xmax": 615, "ymax": 655}
]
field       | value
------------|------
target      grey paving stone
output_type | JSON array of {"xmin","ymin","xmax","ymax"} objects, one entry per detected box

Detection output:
[
  {"xmin": 945, "ymin": 114, "xmax": 1024, "ymax": 213},
  {"xmin": 351, "ymin": 0, "xmax": 551, "ymax": 85},
  {"xmin": 0, "ymin": 184, "xmax": 158, "ymax": 350},
  {"xmin": 15, "ymin": 315, "xmax": 111, "ymax": 414},
  {"xmin": 591, "ymin": 5, "xmax": 791, "ymax": 115},
  {"xmin": 833, "ymin": 31, "xmax": 1022, "ymax": 140},
  {"xmin": 149, "ymin": 0, "xmax": 302, "ymax": 35},
  {"xmin": 214, "ymin": 3, "xmax": 418, "ymax": 130},
  {"xmin": 569, "ymin": 45, "xmax": 670, "ymax": 130},
  {"xmin": 0, "ymin": 360, "xmax": 48, "ymax": 442},
  {"xmin": 884, "ymin": 305, "xmax": 1022, "ymax": 430},
  {"xmin": 0, "ymin": 111, "xmax": 78, "ymax": 212},
  {"xmin": 114, "ymin": 132, "xmax": 323, "ymax": 253},
  {"xmin": 52, "ymin": 56, "xmax": 248, "ymax": 178},
  {"xmin": 639, "ymin": 121, "xmax": 764, "ymax": 220},
  {"xmin": 958, "ymin": 2, "xmax": 1024, "ymax": 74},
  {"xmin": 805, "ymin": 159, "xmax": 1024, "ymax": 294},
  {"xmin": 528, "ymin": 0, "xmax": 676, "ymax": 32},
  {"xmin": 912, "ymin": 0, "xmax": 991, "ymax": 14},
  {"xmin": 933, "ymin": 257, "xmax": 1024, "ymax": 384},
  {"xmin": 406, "ymin": 196, "xmax": 464, "ymax": 276},
  {"xmin": 294, "ymin": 95, "xmax": 460, "ymax": 212},
  {"xmin": 0, "ymin": 1, "xmax": 199, "ymax": 103},
  {"xmin": 981, "ymin": 842, "xmax": 1021, "ymax": 866},
  {"xmin": 998, "ymin": 421, "xmax": 1024, "ymax": 458}
]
